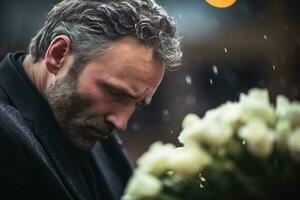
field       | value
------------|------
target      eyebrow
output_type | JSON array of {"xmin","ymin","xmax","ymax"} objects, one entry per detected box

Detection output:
[{"xmin": 97, "ymin": 80, "xmax": 137, "ymax": 98}]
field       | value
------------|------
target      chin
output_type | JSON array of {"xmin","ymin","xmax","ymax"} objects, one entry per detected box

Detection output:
[{"xmin": 71, "ymin": 137, "xmax": 99, "ymax": 151}]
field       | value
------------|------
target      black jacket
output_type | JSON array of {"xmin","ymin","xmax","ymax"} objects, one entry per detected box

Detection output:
[{"xmin": 0, "ymin": 52, "xmax": 132, "ymax": 200}]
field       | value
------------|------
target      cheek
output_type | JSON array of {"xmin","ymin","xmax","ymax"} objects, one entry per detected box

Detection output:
[
  {"xmin": 77, "ymin": 77, "xmax": 101, "ymax": 102},
  {"xmin": 77, "ymin": 84, "xmax": 114, "ymax": 114}
]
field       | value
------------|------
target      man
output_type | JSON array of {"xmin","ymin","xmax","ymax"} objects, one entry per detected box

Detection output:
[{"xmin": 0, "ymin": 0, "xmax": 182, "ymax": 199}]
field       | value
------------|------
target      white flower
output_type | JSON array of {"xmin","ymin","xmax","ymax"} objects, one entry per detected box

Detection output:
[
  {"xmin": 238, "ymin": 120, "xmax": 275, "ymax": 159},
  {"xmin": 220, "ymin": 102, "xmax": 242, "ymax": 128},
  {"xmin": 167, "ymin": 146, "xmax": 212, "ymax": 178},
  {"xmin": 182, "ymin": 113, "xmax": 201, "ymax": 129},
  {"xmin": 137, "ymin": 142, "xmax": 175, "ymax": 176},
  {"xmin": 179, "ymin": 112, "xmax": 234, "ymax": 147},
  {"xmin": 205, "ymin": 101, "xmax": 241, "ymax": 128},
  {"xmin": 239, "ymin": 88, "xmax": 275, "ymax": 124},
  {"xmin": 276, "ymin": 95, "xmax": 290, "ymax": 118},
  {"xmin": 287, "ymin": 129, "xmax": 300, "ymax": 163},
  {"xmin": 275, "ymin": 120, "xmax": 292, "ymax": 151},
  {"xmin": 122, "ymin": 172, "xmax": 162, "ymax": 200},
  {"xmin": 276, "ymin": 95, "xmax": 300, "ymax": 127}
]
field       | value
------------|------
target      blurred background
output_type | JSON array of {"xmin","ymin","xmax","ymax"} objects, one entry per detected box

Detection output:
[{"xmin": 0, "ymin": 0, "xmax": 299, "ymax": 165}]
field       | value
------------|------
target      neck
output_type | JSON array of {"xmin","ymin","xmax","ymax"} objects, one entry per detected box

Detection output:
[{"xmin": 22, "ymin": 55, "xmax": 55, "ymax": 94}]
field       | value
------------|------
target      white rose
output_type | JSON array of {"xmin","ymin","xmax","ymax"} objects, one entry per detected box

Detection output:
[
  {"xmin": 167, "ymin": 146, "xmax": 212, "ymax": 178},
  {"xmin": 239, "ymin": 88, "xmax": 275, "ymax": 124},
  {"xmin": 182, "ymin": 113, "xmax": 201, "ymax": 129},
  {"xmin": 122, "ymin": 172, "xmax": 162, "ymax": 200},
  {"xmin": 179, "ymin": 114, "xmax": 234, "ymax": 147},
  {"xmin": 275, "ymin": 120, "xmax": 292, "ymax": 152},
  {"xmin": 276, "ymin": 95, "xmax": 300, "ymax": 127},
  {"xmin": 276, "ymin": 95, "xmax": 290, "ymax": 118},
  {"xmin": 238, "ymin": 120, "xmax": 275, "ymax": 159},
  {"xmin": 205, "ymin": 101, "xmax": 242, "ymax": 129},
  {"xmin": 178, "ymin": 121, "xmax": 203, "ymax": 146},
  {"xmin": 287, "ymin": 129, "xmax": 300, "ymax": 163},
  {"xmin": 137, "ymin": 142, "xmax": 175, "ymax": 176}
]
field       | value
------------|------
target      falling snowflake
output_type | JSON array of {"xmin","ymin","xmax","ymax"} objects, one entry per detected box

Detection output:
[
  {"xmin": 263, "ymin": 34, "xmax": 268, "ymax": 40},
  {"xmin": 185, "ymin": 75, "xmax": 192, "ymax": 85},
  {"xmin": 224, "ymin": 48, "xmax": 228, "ymax": 53},
  {"xmin": 163, "ymin": 109, "xmax": 169, "ymax": 115},
  {"xmin": 209, "ymin": 79, "xmax": 213, "ymax": 84},
  {"xmin": 212, "ymin": 65, "xmax": 218, "ymax": 75}
]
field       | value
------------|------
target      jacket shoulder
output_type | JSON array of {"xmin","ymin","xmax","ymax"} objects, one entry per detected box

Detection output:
[{"xmin": 0, "ymin": 105, "xmax": 36, "ymax": 199}]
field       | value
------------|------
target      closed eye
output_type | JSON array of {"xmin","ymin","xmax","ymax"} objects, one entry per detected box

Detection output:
[
  {"xmin": 97, "ymin": 81, "xmax": 149, "ymax": 108},
  {"xmin": 104, "ymin": 85, "xmax": 126, "ymax": 98}
]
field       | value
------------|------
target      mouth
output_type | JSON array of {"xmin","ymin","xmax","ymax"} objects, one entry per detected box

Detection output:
[{"xmin": 81, "ymin": 126, "xmax": 112, "ymax": 140}]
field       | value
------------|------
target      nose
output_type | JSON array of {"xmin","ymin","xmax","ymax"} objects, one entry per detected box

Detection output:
[{"xmin": 105, "ymin": 105, "xmax": 135, "ymax": 132}]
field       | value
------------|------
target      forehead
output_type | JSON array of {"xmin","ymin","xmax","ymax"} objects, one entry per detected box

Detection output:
[
  {"xmin": 98, "ymin": 38, "xmax": 163, "ymax": 77},
  {"xmin": 101, "ymin": 37, "xmax": 161, "ymax": 70},
  {"xmin": 80, "ymin": 37, "xmax": 165, "ymax": 94}
]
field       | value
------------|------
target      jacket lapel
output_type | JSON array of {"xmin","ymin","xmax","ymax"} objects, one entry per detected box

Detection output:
[
  {"xmin": 90, "ymin": 132, "xmax": 132, "ymax": 200},
  {"xmin": 34, "ymin": 105, "xmax": 93, "ymax": 200}
]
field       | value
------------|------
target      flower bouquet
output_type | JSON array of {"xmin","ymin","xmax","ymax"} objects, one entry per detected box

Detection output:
[{"xmin": 122, "ymin": 88, "xmax": 300, "ymax": 200}]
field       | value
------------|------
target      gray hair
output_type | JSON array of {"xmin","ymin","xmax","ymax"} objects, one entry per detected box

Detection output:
[{"xmin": 28, "ymin": 0, "xmax": 182, "ymax": 70}]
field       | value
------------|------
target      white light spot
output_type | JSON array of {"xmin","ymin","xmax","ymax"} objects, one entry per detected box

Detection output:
[
  {"xmin": 209, "ymin": 79, "xmax": 213, "ymax": 84},
  {"xmin": 185, "ymin": 75, "xmax": 192, "ymax": 85},
  {"xmin": 170, "ymin": 130, "xmax": 173, "ymax": 134},
  {"xmin": 213, "ymin": 65, "xmax": 218, "ymax": 75},
  {"xmin": 178, "ymin": 14, "xmax": 182, "ymax": 19},
  {"xmin": 242, "ymin": 140, "xmax": 246, "ymax": 145},
  {"xmin": 185, "ymin": 95, "xmax": 196, "ymax": 106},
  {"xmin": 200, "ymin": 183, "xmax": 205, "ymax": 188},
  {"xmin": 224, "ymin": 48, "xmax": 228, "ymax": 53},
  {"xmin": 263, "ymin": 34, "xmax": 268, "ymax": 40},
  {"xmin": 163, "ymin": 109, "xmax": 169, "ymax": 115},
  {"xmin": 162, "ymin": 109, "xmax": 172, "ymax": 122},
  {"xmin": 132, "ymin": 123, "xmax": 140, "ymax": 131},
  {"xmin": 272, "ymin": 65, "xmax": 276, "ymax": 70}
]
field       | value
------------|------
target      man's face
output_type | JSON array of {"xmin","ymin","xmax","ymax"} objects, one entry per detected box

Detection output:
[{"xmin": 44, "ymin": 37, "xmax": 164, "ymax": 150}]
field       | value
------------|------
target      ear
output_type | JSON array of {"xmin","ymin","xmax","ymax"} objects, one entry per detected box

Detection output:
[{"xmin": 44, "ymin": 35, "xmax": 71, "ymax": 75}]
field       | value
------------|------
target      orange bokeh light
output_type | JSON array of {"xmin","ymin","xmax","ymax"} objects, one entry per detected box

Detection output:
[{"xmin": 206, "ymin": 0, "xmax": 237, "ymax": 8}]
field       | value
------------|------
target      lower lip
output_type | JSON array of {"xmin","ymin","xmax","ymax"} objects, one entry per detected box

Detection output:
[{"xmin": 85, "ymin": 127, "xmax": 109, "ymax": 140}]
